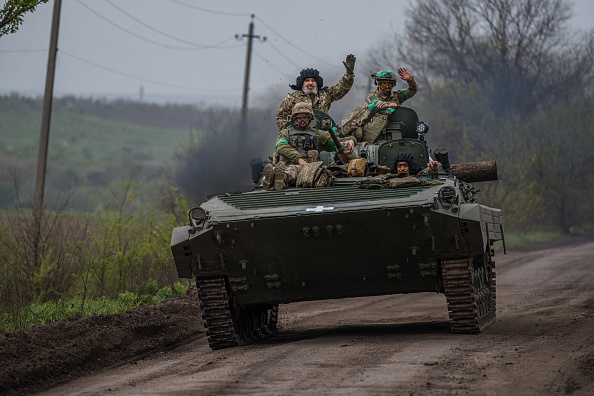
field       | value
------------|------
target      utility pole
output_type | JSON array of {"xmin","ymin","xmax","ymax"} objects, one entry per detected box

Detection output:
[
  {"xmin": 235, "ymin": 14, "xmax": 266, "ymax": 129},
  {"xmin": 33, "ymin": 0, "xmax": 62, "ymax": 226}
]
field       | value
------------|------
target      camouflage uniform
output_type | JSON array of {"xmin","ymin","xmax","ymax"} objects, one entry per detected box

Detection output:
[
  {"xmin": 358, "ymin": 172, "xmax": 443, "ymax": 189},
  {"xmin": 341, "ymin": 78, "xmax": 418, "ymax": 136},
  {"xmin": 276, "ymin": 71, "xmax": 355, "ymax": 130},
  {"xmin": 263, "ymin": 102, "xmax": 357, "ymax": 190},
  {"xmin": 275, "ymin": 120, "xmax": 356, "ymax": 165},
  {"xmin": 389, "ymin": 152, "xmax": 441, "ymax": 177}
]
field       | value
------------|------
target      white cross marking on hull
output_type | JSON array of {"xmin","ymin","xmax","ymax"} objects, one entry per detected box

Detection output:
[{"xmin": 306, "ymin": 206, "xmax": 334, "ymax": 212}]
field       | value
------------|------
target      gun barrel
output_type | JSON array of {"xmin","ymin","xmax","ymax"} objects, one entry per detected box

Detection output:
[{"xmin": 327, "ymin": 127, "xmax": 343, "ymax": 151}]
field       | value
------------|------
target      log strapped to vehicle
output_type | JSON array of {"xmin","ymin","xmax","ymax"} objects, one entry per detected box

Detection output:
[{"xmin": 449, "ymin": 160, "xmax": 497, "ymax": 183}]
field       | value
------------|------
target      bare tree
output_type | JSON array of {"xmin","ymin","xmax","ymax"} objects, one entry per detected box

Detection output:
[
  {"xmin": 366, "ymin": 0, "xmax": 594, "ymax": 233},
  {"xmin": 173, "ymin": 107, "xmax": 275, "ymax": 203},
  {"xmin": 369, "ymin": 0, "xmax": 594, "ymax": 115}
]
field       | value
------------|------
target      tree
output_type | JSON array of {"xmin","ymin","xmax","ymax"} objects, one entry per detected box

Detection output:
[
  {"xmin": 370, "ymin": 0, "xmax": 594, "ymax": 116},
  {"xmin": 368, "ymin": 0, "xmax": 594, "ymax": 233},
  {"xmin": 0, "ymin": 0, "xmax": 49, "ymax": 37},
  {"xmin": 522, "ymin": 101, "xmax": 594, "ymax": 234},
  {"xmin": 173, "ymin": 107, "xmax": 274, "ymax": 203}
]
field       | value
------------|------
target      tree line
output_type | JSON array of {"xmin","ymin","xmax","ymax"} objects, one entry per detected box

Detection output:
[
  {"xmin": 364, "ymin": 0, "xmax": 594, "ymax": 233},
  {"xmin": 175, "ymin": 0, "xmax": 594, "ymax": 234}
]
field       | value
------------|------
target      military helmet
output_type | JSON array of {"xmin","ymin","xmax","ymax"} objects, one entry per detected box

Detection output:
[
  {"xmin": 290, "ymin": 68, "xmax": 327, "ymax": 91},
  {"xmin": 290, "ymin": 102, "xmax": 314, "ymax": 120},
  {"xmin": 372, "ymin": 70, "xmax": 397, "ymax": 86},
  {"xmin": 390, "ymin": 152, "xmax": 419, "ymax": 174}
]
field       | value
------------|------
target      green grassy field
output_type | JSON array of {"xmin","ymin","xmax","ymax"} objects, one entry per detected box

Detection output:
[{"xmin": 0, "ymin": 95, "xmax": 196, "ymax": 211}]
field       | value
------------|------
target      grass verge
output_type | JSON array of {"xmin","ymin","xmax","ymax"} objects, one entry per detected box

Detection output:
[{"xmin": 0, "ymin": 280, "xmax": 189, "ymax": 333}]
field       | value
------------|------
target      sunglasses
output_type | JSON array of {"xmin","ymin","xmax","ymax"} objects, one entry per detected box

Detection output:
[
  {"xmin": 379, "ymin": 81, "xmax": 395, "ymax": 87},
  {"xmin": 295, "ymin": 116, "xmax": 310, "ymax": 122}
]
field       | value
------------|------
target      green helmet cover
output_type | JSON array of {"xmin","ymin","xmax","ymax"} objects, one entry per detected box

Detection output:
[{"xmin": 372, "ymin": 70, "xmax": 397, "ymax": 84}]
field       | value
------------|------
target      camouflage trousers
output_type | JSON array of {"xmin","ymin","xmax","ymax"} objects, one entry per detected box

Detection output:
[
  {"xmin": 284, "ymin": 164, "xmax": 302, "ymax": 187},
  {"xmin": 266, "ymin": 150, "xmax": 336, "ymax": 190},
  {"xmin": 277, "ymin": 162, "xmax": 332, "ymax": 189},
  {"xmin": 262, "ymin": 162, "xmax": 304, "ymax": 190}
]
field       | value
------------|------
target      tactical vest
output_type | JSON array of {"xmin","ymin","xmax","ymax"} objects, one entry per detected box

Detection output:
[
  {"xmin": 288, "ymin": 126, "xmax": 318, "ymax": 159},
  {"xmin": 361, "ymin": 109, "xmax": 392, "ymax": 143}
]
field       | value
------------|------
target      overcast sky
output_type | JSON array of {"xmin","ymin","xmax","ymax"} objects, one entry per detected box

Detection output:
[{"xmin": 1, "ymin": 0, "xmax": 593, "ymax": 107}]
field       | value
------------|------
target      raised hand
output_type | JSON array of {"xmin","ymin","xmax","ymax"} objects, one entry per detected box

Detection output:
[
  {"xmin": 397, "ymin": 68, "xmax": 413, "ymax": 81},
  {"xmin": 343, "ymin": 54, "xmax": 356, "ymax": 73}
]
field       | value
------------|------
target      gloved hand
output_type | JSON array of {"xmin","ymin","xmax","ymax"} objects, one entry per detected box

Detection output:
[
  {"xmin": 343, "ymin": 54, "xmax": 356, "ymax": 74},
  {"xmin": 340, "ymin": 140, "xmax": 355, "ymax": 154}
]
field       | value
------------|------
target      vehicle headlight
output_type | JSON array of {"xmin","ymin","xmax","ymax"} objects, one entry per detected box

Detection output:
[
  {"xmin": 188, "ymin": 207, "xmax": 207, "ymax": 224},
  {"xmin": 438, "ymin": 186, "xmax": 456, "ymax": 202},
  {"xmin": 416, "ymin": 121, "xmax": 429, "ymax": 135}
]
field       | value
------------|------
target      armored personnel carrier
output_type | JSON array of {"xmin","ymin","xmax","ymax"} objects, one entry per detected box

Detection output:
[{"xmin": 171, "ymin": 107, "xmax": 505, "ymax": 350}]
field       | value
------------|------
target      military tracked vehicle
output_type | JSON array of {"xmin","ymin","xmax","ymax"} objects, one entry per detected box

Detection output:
[{"xmin": 171, "ymin": 107, "xmax": 505, "ymax": 350}]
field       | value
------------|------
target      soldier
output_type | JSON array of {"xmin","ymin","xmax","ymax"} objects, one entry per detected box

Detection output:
[
  {"xmin": 390, "ymin": 152, "xmax": 440, "ymax": 176},
  {"xmin": 341, "ymin": 68, "xmax": 418, "ymax": 142},
  {"xmin": 263, "ymin": 102, "xmax": 357, "ymax": 190},
  {"xmin": 275, "ymin": 54, "xmax": 356, "ymax": 130},
  {"xmin": 358, "ymin": 152, "xmax": 442, "ymax": 189}
]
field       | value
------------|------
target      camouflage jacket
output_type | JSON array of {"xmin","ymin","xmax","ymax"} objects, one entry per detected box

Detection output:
[
  {"xmin": 276, "ymin": 71, "xmax": 355, "ymax": 130},
  {"xmin": 275, "ymin": 124, "xmax": 356, "ymax": 165},
  {"xmin": 341, "ymin": 78, "xmax": 418, "ymax": 135}
]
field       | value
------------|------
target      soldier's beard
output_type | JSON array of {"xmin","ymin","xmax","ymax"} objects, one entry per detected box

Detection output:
[{"xmin": 302, "ymin": 86, "xmax": 318, "ymax": 95}]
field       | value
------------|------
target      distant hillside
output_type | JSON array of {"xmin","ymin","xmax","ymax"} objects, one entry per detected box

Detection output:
[{"xmin": 0, "ymin": 95, "xmax": 209, "ymax": 211}]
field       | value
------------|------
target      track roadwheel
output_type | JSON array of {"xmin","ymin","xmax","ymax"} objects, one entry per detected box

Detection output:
[
  {"xmin": 238, "ymin": 304, "xmax": 279, "ymax": 341},
  {"xmin": 264, "ymin": 304, "xmax": 279, "ymax": 334},
  {"xmin": 197, "ymin": 277, "xmax": 279, "ymax": 350},
  {"xmin": 442, "ymin": 255, "xmax": 496, "ymax": 333},
  {"xmin": 197, "ymin": 277, "xmax": 239, "ymax": 350}
]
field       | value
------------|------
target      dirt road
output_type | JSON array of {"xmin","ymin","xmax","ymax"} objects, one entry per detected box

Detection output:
[{"xmin": 4, "ymin": 237, "xmax": 594, "ymax": 395}]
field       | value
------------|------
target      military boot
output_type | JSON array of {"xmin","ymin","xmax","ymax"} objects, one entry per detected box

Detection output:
[
  {"xmin": 262, "ymin": 163, "xmax": 275, "ymax": 190},
  {"xmin": 315, "ymin": 167, "xmax": 332, "ymax": 188},
  {"xmin": 273, "ymin": 162, "xmax": 287, "ymax": 190}
]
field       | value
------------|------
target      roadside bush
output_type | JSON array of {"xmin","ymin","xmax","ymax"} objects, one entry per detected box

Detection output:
[
  {"xmin": 152, "ymin": 282, "xmax": 187, "ymax": 304},
  {"xmin": 0, "ymin": 170, "xmax": 188, "ymax": 332},
  {"xmin": 0, "ymin": 282, "xmax": 189, "ymax": 333}
]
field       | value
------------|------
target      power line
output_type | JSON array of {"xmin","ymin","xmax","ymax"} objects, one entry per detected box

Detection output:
[
  {"xmin": 77, "ymin": 0, "xmax": 242, "ymax": 50},
  {"xmin": 253, "ymin": 49, "xmax": 293, "ymax": 80},
  {"xmin": 165, "ymin": 0, "xmax": 251, "ymax": 17},
  {"xmin": 155, "ymin": 1, "xmax": 341, "ymax": 73},
  {"xmin": 0, "ymin": 49, "xmax": 46, "ymax": 53},
  {"xmin": 59, "ymin": 50, "xmax": 238, "ymax": 93},
  {"xmin": 103, "ymin": 0, "xmax": 239, "ymax": 49},
  {"xmin": 266, "ymin": 41, "xmax": 301, "ymax": 69},
  {"xmin": 254, "ymin": 16, "xmax": 340, "ymax": 71}
]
